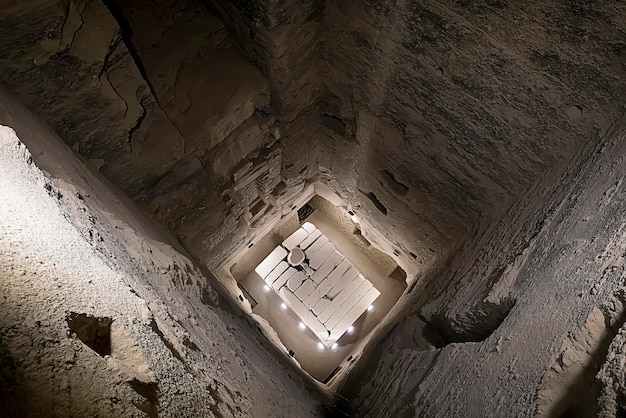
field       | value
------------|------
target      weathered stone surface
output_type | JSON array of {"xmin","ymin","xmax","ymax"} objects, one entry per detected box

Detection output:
[
  {"xmin": 340, "ymin": 116, "xmax": 626, "ymax": 417},
  {"xmin": 0, "ymin": 0, "xmax": 312, "ymax": 272},
  {"xmin": 206, "ymin": 0, "xmax": 325, "ymax": 121},
  {"xmin": 0, "ymin": 0, "xmax": 187, "ymax": 198},
  {"xmin": 319, "ymin": 0, "xmax": 625, "ymax": 270}
]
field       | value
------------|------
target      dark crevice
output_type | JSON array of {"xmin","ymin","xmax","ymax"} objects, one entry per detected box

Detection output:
[
  {"xmin": 182, "ymin": 336, "xmax": 200, "ymax": 351},
  {"xmin": 128, "ymin": 379, "xmax": 159, "ymax": 418},
  {"xmin": 381, "ymin": 169, "xmax": 409, "ymax": 196},
  {"xmin": 101, "ymin": 0, "xmax": 187, "ymax": 140},
  {"xmin": 421, "ymin": 298, "xmax": 517, "ymax": 345},
  {"xmin": 358, "ymin": 189, "xmax": 388, "ymax": 215},
  {"xmin": 321, "ymin": 113, "xmax": 348, "ymax": 136},
  {"xmin": 550, "ymin": 292, "xmax": 626, "ymax": 417},
  {"xmin": 100, "ymin": 0, "xmax": 155, "ymax": 102},
  {"xmin": 66, "ymin": 313, "xmax": 112, "ymax": 357},
  {"xmin": 149, "ymin": 318, "xmax": 190, "ymax": 371},
  {"xmin": 297, "ymin": 202, "xmax": 315, "ymax": 222}
]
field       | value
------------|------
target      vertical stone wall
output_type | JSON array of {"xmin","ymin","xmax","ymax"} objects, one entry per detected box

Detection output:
[{"xmin": 338, "ymin": 116, "xmax": 626, "ymax": 417}]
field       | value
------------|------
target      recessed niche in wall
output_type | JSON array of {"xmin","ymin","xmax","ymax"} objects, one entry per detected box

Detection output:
[
  {"xmin": 358, "ymin": 189, "xmax": 387, "ymax": 215},
  {"xmin": 66, "ymin": 313, "xmax": 112, "ymax": 357},
  {"xmin": 298, "ymin": 203, "xmax": 315, "ymax": 222}
]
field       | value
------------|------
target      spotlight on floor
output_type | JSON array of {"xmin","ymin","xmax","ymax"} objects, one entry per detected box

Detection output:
[
  {"xmin": 280, "ymin": 303, "xmax": 287, "ymax": 311},
  {"xmin": 367, "ymin": 304, "xmax": 374, "ymax": 312},
  {"xmin": 298, "ymin": 322, "xmax": 305, "ymax": 331},
  {"xmin": 347, "ymin": 325, "xmax": 355, "ymax": 334},
  {"xmin": 317, "ymin": 342, "xmax": 324, "ymax": 350},
  {"xmin": 331, "ymin": 342, "xmax": 338, "ymax": 350},
  {"xmin": 263, "ymin": 284, "xmax": 270, "ymax": 292}
]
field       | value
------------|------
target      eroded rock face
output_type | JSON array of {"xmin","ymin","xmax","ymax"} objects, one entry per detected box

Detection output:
[
  {"xmin": 319, "ymin": 0, "xmax": 625, "ymax": 268},
  {"xmin": 0, "ymin": 0, "xmax": 317, "ymax": 271},
  {"xmin": 205, "ymin": 0, "xmax": 325, "ymax": 121},
  {"xmin": 0, "ymin": 0, "xmax": 201, "ymax": 211},
  {"xmin": 0, "ymin": 101, "xmax": 325, "ymax": 417},
  {"xmin": 340, "ymin": 115, "xmax": 626, "ymax": 418}
]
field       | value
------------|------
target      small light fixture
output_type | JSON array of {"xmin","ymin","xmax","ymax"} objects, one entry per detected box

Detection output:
[
  {"xmin": 263, "ymin": 284, "xmax": 270, "ymax": 292},
  {"xmin": 280, "ymin": 303, "xmax": 287, "ymax": 311},
  {"xmin": 347, "ymin": 325, "xmax": 355, "ymax": 334},
  {"xmin": 347, "ymin": 209, "xmax": 359, "ymax": 223},
  {"xmin": 367, "ymin": 305, "xmax": 374, "ymax": 312},
  {"xmin": 317, "ymin": 342, "xmax": 324, "ymax": 350},
  {"xmin": 331, "ymin": 342, "xmax": 338, "ymax": 350},
  {"xmin": 298, "ymin": 322, "xmax": 306, "ymax": 330}
]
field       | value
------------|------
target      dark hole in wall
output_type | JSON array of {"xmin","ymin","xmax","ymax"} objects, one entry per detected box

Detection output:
[
  {"xmin": 380, "ymin": 169, "xmax": 409, "ymax": 196},
  {"xmin": 323, "ymin": 404, "xmax": 352, "ymax": 418},
  {"xmin": 352, "ymin": 227, "xmax": 371, "ymax": 247},
  {"xmin": 358, "ymin": 189, "xmax": 387, "ymax": 215},
  {"xmin": 128, "ymin": 379, "xmax": 159, "ymax": 418},
  {"xmin": 271, "ymin": 181, "xmax": 286, "ymax": 197},
  {"xmin": 239, "ymin": 284, "xmax": 258, "ymax": 309},
  {"xmin": 421, "ymin": 322, "xmax": 448, "ymax": 348},
  {"xmin": 389, "ymin": 265, "xmax": 407, "ymax": 282},
  {"xmin": 298, "ymin": 203, "xmax": 315, "ymax": 222},
  {"xmin": 249, "ymin": 198, "xmax": 267, "ymax": 217},
  {"xmin": 321, "ymin": 113, "xmax": 347, "ymax": 136},
  {"xmin": 425, "ymin": 297, "xmax": 517, "ymax": 344},
  {"xmin": 66, "ymin": 313, "xmax": 112, "ymax": 357}
]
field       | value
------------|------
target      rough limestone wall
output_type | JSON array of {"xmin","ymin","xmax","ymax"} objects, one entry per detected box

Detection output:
[
  {"xmin": 317, "ymin": 106, "xmax": 468, "ymax": 271},
  {"xmin": 0, "ymin": 0, "xmax": 186, "ymax": 196},
  {"xmin": 319, "ymin": 0, "xmax": 625, "ymax": 268},
  {"xmin": 0, "ymin": 0, "xmax": 320, "ymax": 272},
  {"xmin": 205, "ymin": 0, "xmax": 324, "ymax": 121},
  {"xmin": 0, "ymin": 88, "xmax": 326, "ymax": 416},
  {"xmin": 340, "ymin": 116, "xmax": 626, "ymax": 417},
  {"xmin": 418, "ymin": 155, "xmax": 582, "ymax": 343},
  {"xmin": 598, "ymin": 301, "xmax": 626, "ymax": 418}
]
